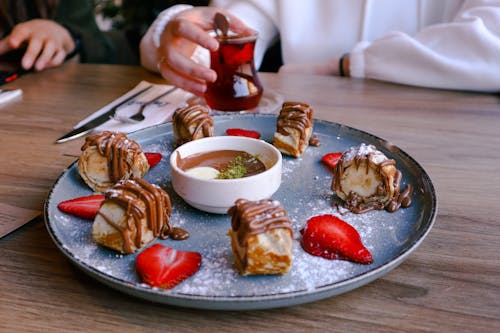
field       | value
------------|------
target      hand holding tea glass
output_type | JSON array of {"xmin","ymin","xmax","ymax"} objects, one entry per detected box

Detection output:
[
  {"xmin": 205, "ymin": 13, "xmax": 263, "ymax": 112},
  {"xmin": 149, "ymin": 7, "xmax": 255, "ymax": 98}
]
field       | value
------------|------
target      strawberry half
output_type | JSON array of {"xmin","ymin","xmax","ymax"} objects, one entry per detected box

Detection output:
[
  {"xmin": 136, "ymin": 244, "xmax": 202, "ymax": 289},
  {"xmin": 144, "ymin": 152, "xmax": 162, "ymax": 168},
  {"xmin": 226, "ymin": 128, "xmax": 261, "ymax": 139},
  {"xmin": 321, "ymin": 152, "xmax": 343, "ymax": 169},
  {"xmin": 58, "ymin": 194, "xmax": 105, "ymax": 220},
  {"xmin": 300, "ymin": 214, "xmax": 373, "ymax": 264}
]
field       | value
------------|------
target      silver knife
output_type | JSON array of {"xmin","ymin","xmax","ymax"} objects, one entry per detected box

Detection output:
[{"xmin": 55, "ymin": 85, "xmax": 153, "ymax": 143}]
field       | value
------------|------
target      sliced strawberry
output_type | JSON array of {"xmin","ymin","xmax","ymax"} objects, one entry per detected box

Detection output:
[
  {"xmin": 321, "ymin": 152, "xmax": 343, "ymax": 169},
  {"xmin": 226, "ymin": 128, "xmax": 261, "ymax": 139},
  {"xmin": 300, "ymin": 214, "xmax": 373, "ymax": 264},
  {"xmin": 136, "ymin": 244, "xmax": 202, "ymax": 289},
  {"xmin": 145, "ymin": 152, "xmax": 162, "ymax": 168},
  {"xmin": 58, "ymin": 194, "xmax": 105, "ymax": 220}
]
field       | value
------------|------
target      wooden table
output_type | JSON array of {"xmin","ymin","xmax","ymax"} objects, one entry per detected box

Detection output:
[{"xmin": 1, "ymin": 63, "xmax": 498, "ymax": 332}]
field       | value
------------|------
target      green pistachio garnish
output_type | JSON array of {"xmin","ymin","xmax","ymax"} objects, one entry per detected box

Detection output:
[{"xmin": 216, "ymin": 155, "xmax": 247, "ymax": 179}]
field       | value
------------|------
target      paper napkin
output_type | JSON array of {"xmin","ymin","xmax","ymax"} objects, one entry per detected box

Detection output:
[
  {"xmin": 0, "ymin": 88, "xmax": 22, "ymax": 105},
  {"xmin": 74, "ymin": 81, "xmax": 193, "ymax": 134}
]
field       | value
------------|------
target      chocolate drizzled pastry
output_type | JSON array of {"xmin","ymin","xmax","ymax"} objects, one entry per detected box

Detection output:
[
  {"xmin": 78, "ymin": 131, "xmax": 149, "ymax": 192},
  {"xmin": 92, "ymin": 178, "xmax": 188, "ymax": 254},
  {"xmin": 273, "ymin": 101, "xmax": 314, "ymax": 157},
  {"xmin": 331, "ymin": 143, "xmax": 413, "ymax": 214},
  {"xmin": 227, "ymin": 198, "xmax": 293, "ymax": 275},
  {"xmin": 172, "ymin": 104, "xmax": 214, "ymax": 145}
]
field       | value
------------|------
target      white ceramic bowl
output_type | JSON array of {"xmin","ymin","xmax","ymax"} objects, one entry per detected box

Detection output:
[{"xmin": 170, "ymin": 136, "xmax": 282, "ymax": 214}]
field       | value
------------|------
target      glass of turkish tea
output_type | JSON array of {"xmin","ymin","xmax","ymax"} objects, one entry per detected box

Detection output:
[{"xmin": 204, "ymin": 33, "xmax": 263, "ymax": 112}]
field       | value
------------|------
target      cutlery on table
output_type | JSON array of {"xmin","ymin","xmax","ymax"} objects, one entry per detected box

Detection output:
[
  {"xmin": 55, "ymin": 85, "xmax": 153, "ymax": 144},
  {"xmin": 125, "ymin": 87, "xmax": 177, "ymax": 122}
]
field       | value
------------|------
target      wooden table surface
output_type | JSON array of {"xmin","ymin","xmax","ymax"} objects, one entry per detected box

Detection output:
[{"xmin": 1, "ymin": 63, "xmax": 498, "ymax": 332}]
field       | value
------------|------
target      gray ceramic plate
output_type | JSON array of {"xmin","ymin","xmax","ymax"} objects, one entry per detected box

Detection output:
[{"xmin": 45, "ymin": 114, "xmax": 437, "ymax": 310}]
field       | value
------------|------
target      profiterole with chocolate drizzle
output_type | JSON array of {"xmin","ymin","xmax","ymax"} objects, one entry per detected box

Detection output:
[
  {"xmin": 92, "ymin": 177, "xmax": 189, "ymax": 254},
  {"xmin": 172, "ymin": 104, "xmax": 214, "ymax": 145},
  {"xmin": 273, "ymin": 101, "xmax": 319, "ymax": 157},
  {"xmin": 228, "ymin": 198, "xmax": 293, "ymax": 275},
  {"xmin": 331, "ymin": 143, "xmax": 413, "ymax": 213},
  {"xmin": 78, "ymin": 131, "xmax": 149, "ymax": 192}
]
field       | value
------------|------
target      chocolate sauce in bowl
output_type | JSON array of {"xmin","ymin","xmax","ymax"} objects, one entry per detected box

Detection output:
[{"xmin": 177, "ymin": 150, "xmax": 267, "ymax": 179}]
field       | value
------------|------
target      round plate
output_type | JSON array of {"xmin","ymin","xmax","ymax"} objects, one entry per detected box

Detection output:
[{"xmin": 45, "ymin": 114, "xmax": 437, "ymax": 310}]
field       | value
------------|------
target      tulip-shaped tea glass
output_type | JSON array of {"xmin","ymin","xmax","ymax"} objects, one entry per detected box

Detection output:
[{"xmin": 205, "ymin": 33, "xmax": 263, "ymax": 112}]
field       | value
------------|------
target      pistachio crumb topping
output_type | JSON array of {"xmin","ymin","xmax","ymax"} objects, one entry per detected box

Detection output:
[{"xmin": 216, "ymin": 155, "xmax": 248, "ymax": 179}]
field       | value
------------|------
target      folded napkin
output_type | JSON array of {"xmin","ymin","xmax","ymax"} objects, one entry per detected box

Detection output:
[{"xmin": 75, "ymin": 81, "xmax": 192, "ymax": 134}]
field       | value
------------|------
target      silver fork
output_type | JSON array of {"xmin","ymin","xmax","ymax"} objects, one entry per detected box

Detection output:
[{"xmin": 128, "ymin": 87, "xmax": 177, "ymax": 122}]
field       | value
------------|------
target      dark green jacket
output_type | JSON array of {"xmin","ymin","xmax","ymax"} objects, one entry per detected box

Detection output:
[{"xmin": 54, "ymin": 0, "xmax": 138, "ymax": 64}]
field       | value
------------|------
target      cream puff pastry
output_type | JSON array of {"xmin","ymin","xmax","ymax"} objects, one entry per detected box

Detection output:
[
  {"xmin": 78, "ymin": 131, "xmax": 149, "ymax": 192},
  {"xmin": 92, "ymin": 177, "xmax": 188, "ymax": 254},
  {"xmin": 273, "ymin": 101, "xmax": 314, "ymax": 157},
  {"xmin": 172, "ymin": 104, "xmax": 214, "ymax": 145},
  {"xmin": 332, "ymin": 143, "xmax": 413, "ymax": 213},
  {"xmin": 227, "ymin": 198, "xmax": 293, "ymax": 275}
]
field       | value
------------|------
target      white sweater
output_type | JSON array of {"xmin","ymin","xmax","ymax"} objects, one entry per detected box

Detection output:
[{"xmin": 144, "ymin": 0, "xmax": 500, "ymax": 92}]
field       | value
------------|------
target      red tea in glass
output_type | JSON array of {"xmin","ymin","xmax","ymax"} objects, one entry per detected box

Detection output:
[{"xmin": 205, "ymin": 34, "xmax": 263, "ymax": 112}]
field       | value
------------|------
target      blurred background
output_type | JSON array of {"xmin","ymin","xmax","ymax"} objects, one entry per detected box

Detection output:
[
  {"xmin": 94, "ymin": 0, "xmax": 209, "ymax": 65},
  {"xmin": 94, "ymin": 0, "xmax": 282, "ymax": 71}
]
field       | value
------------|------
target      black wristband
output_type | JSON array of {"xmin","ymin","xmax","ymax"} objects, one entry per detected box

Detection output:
[{"xmin": 339, "ymin": 54, "xmax": 347, "ymax": 77}]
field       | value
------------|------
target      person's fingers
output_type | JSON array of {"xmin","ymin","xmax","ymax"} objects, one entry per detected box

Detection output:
[
  {"xmin": 8, "ymin": 24, "xmax": 31, "ymax": 49},
  {"xmin": 50, "ymin": 49, "xmax": 67, "ymax": 67},
  {"xmin": 159, "ymin": 61, "xmax": 207, "ymax": 96},
  {"xmin": 21, "ymin": 38, "xmax": 43, "ymax": 70},
  {"xmin": 34, "ymin": 40, "xmax": 57, "ymax": 71},
  {"xmin": 0, "ymin": 38, "xmax": 14, "ymax": 55},
  {"xmin": 162, "ymin": 46, "xmax": 216, "ymax": 83},
  {"xmin": 170, "ymin": 18, "xmax": 218, "ymax": 51}
]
